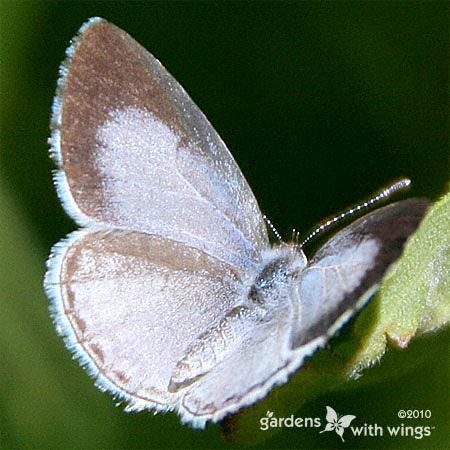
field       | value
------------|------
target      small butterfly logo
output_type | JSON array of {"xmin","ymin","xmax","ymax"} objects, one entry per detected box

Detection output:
[{"xmin": 320, "ymin": 406, "xmax": 356, "ymax": 442}]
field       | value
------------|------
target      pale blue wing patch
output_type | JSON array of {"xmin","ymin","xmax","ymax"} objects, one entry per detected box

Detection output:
[{"xmin": 93, "ymin": 106, "xmax": 264, "ymax": 271}]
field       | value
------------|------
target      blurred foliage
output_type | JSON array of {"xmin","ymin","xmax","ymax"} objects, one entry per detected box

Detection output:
[{"xmin": 0, "ymin": 1, "xmax": 448, "ymax": 449}]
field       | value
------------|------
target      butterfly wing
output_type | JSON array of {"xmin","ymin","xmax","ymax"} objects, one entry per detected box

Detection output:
[
  {"xmin": 50, "ymin": 17, "xmax": 268, "ymax": 272},
  {"xmin": 45, "ymin": 230, "xmax": 242, "ymax": 412},
  {"xmin": 178, "ymin": 300, "xmax": 296, "ymax": 425},
  {"xmin": 291, "ymin": 199, "xmax": 430, "ymax": 349}
]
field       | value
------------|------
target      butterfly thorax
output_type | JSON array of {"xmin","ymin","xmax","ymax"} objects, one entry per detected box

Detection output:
[{"xmin": 248, "ymin": 245, "xmax": 307, "ymax": 309}]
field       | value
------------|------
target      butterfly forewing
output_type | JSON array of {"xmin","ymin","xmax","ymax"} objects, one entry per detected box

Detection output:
[
  {"xmin": 291, "ymin": 199, "xmax": 430, "ymax": 349},
  {"xmin": 51, "ymin": 17, "xmax": 268, "ymax": 272}
]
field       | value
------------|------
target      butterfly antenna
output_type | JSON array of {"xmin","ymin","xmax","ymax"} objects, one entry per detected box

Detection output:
[
  {"xmin": 299, "ymin": 178, "xmax": 411, "ymax": 249},
  {"xmin": 263, "ymin": 215, "xmax": 283, "ymax": 243}
]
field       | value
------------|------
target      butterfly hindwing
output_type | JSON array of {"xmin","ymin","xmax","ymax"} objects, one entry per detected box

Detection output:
[{"xmin": 45, "ymin": 230, "xmax": 242, "ymax": 412}]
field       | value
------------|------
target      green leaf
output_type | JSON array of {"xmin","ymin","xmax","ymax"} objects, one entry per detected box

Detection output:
[
  {"xmin": 222, "ymin": 193, "xmax": 450, "ymax": 445},
  {"xmin": 349, "ymin": 192, "xmax": 450, "ymax": 376}
]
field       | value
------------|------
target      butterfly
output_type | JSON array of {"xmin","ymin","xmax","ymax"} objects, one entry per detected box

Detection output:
[{"xmin": 45, "ymin": 17, "xmax": 429, "ymax": 428}]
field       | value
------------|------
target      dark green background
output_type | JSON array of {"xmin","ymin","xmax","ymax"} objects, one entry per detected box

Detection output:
[{"xmin": 1, "ymin": 1, "xmax": 448, "ymax": 449}]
